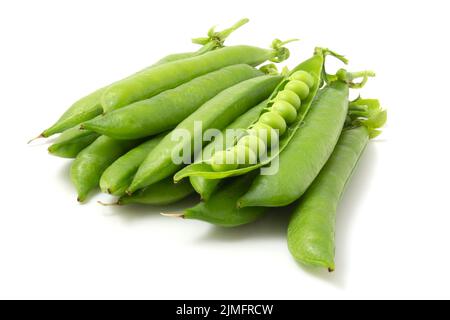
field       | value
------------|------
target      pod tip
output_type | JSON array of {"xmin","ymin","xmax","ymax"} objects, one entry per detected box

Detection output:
[
  {"xmin": 160, "ymin": 212, "xmax": 185, "ymax": 218},
  {"xmin": 28, "ymin": 133, "xmax": 44, "ymax": 144},
  {"xmin": 97, "ymin": 200, "xmax": 118, "ymax": 206}
]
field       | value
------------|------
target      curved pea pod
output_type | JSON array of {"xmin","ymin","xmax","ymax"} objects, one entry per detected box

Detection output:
[
  {"xmin": 127, "ymin": 75, "xmax": 283, "ymax": 194},
  {"xmin": 238, "ymin": 81, "xmax": 350, "ymax": 208},
  {"xmin": 99, "ymin": 134, "xmax": 166, "ymax": 196},
  {"xmin": 81, "ymin": 65, "xmax": 263, "ymax": 139},
  {"xmin": 287, "ymin": 126, "xmax": 370, "ymax": 271},
  {"xmin": 190, "ymin": 100, "xmax": 267, "ymax": 200},
  {"xmin": 48, "ymin": 126, "xmax": 100, "ymax": 158},
  {"xmin": 183, "ymin": 173, "xmax": 266, "ymax": 227},
  {"xmin": 70, "ymin": 136, "xmax": 142, "ymax": 202},
  {"xmin": 36, "ymin": 19, "xmax": 249, "ymax": 138},
  {"xmin": 174, "ymin": 48, "xmax": 347, "ymax": 182},
  {"xmin": 101, "ymin": 43, "xmax": 290, "ymax": 112},
  {"xmin": 118, "ymin": 178, "xmax": 194, "ymax": 206}
]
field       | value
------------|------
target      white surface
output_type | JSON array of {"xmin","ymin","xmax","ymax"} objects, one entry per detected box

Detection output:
[{"xmin": 1, "ymin": 0, "xmax": 449, "ymax": 300}]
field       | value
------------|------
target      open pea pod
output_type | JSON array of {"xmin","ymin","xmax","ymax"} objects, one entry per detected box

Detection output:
[{"xmin": 174, "ymin": 48, "xmax": 347, "ymax": 182}]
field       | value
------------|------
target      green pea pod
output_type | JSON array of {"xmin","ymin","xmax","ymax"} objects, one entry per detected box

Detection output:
[
  {"xmin": 48, "ymin": 126, "xmax": 100, "ymax": 158},
  {"xmin": 70, "ymin": 136, "xmax": 142, "ymax": 202},
  {"xmin": 99, "ymin": 134, "xmax": 166, "ymax": 196},
  {"xmin": 238, "ymin": 81, "xmax": 350, "ymax": 207},
  {"xmin": 287, "ymin": 126, "xmax": 370, "ymax": 271},
  {"xmin": 101, "ymin": 42, "xmax": 291, "ymax": 112},
  {"xmin": 81, "ymin": 65, "xmax": 263, "ymax": 139},
  {"xmin": 173, "ymin": 48, "xmax": 346, "ymax": 182},
  {"xmin": 128, "ymin": 75, "xmax": 283, "ymax": 194},
  {"xmin": 288, "ymin": 97, "xmax": 386, "ymax": 270},
  {"xmin": 190, "ymin": 100, "xmax": 267, "ymax": 200},
  {"xmin": 118, "ymin": 178, "xmax": 194, "ymax": 206},
  {"xmin": 183, "ymin": 172, "xmax": 266, "ymax": 227},
  {"xmin": 35, "ymin": 19, "xmax": 249, "ymax": 138}
]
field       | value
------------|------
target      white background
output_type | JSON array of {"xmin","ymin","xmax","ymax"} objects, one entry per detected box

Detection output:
[{"xmin": 1, "ymin": 0, "xmax": 449, "ymax": 300}]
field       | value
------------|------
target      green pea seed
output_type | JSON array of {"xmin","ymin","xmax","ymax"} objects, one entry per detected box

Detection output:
[
  {"xmin": 211, "ymin": 150, "xmax": 239, "ymax": 172},
  {"xmin": 190, "ymin": 100, "xmax": 268, "ymax": 201},
  {"xmin": 259, "ymin": 111, "xmax": 287, "ymax": 135},
  {"xmin": 237, "ymin": 135, "xmax": 267, "ymax": 158},
  {"xmin": 271, "ymin": 100, "xmax": 297, "ymax": 124},
  {"xmin": 285, "ymin": 80, "xmax": 310, "ymax": 100},
  {"xmin": 290, "ymin": 70, "xmax": 315, "ymax": 88},
  {"xmin": 275, "ymin": 90, "xmax": 301, "ymax": 110},
  {"xmin": 234, "ymin": 144, "xmax": 257, "ymax": 166},
  {"xmin": 249, "ymin": 122, "xmax": 279, "ymax": 147}
]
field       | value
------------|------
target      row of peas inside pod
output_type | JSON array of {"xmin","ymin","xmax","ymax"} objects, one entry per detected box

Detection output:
[{"xmin": 210, "ymin": 71, "xmax": 315, "ymax": 171}]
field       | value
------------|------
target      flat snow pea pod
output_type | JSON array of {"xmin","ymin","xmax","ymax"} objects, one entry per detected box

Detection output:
[
  {"xmin": 287, "ymin": 126, "xmax": 371, "ymax": 271},
  {"xmin": 118, "ymin": 178, "xmax": 194, "ymax": 206},
  {"xmin": 238, "ymin": 81, "xmax": 350, "ymax": 208},
  {"xmin": 99, "ymin": 133, "xmax": 166, "ymax": 196},
  {"xmin": 48, "ymin": 126, "xmax": 100, "ymax": 158},
  {"xmin": 70, "ymin": 136, "xmax": 142, "ymax": 202},
  {"xmin": 34, "ymin": 19, "xmax": 248, "ymax": 139},
  {"xmin": 128, "ymin": 75, "xmax": 283, "ymax": 194},
  {"xmin": 101, "ymin": 42, "xmax": 291, "ymax": 112},
  {"xmin": 173, "ymin": 48, "xmax": 348, "ymax": 182},
  {"xmin": 183, "ymin": 173, "xmax": 266, "ymax": 227},
  {"xmin": 81, "ymin": 65, "xmax": 263, "ymax": 139},
  {"xmin": 190, "ymin": 100, "xmax": 267, "ymax": 200}
]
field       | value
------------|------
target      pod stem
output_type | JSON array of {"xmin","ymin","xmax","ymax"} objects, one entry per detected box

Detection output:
[
  {"xmin": 191, "ymin": 18, "xmax": 250, "ymax": 51},
  {"xmin": 214, "ymin": 18, "xmax": 249, "ymax": 41},
  {"xmin": 314, "ymin": 47, "xmax": 348, "ymax": 87},
  {"xmin": 337, "ymin": 69, "xmax": 376, "ymax": 89},
  {"xmin": 270, "ymin": 38, "xmax": 299, "ymax": 63},
  {"xmin": 315, "ymin": 47, "xmax": 349, "ymax": 65},
  {"xmin": 97, "ymin": 200, "xmax": 119, "ymax": 206},
  {"xmin": 259, "ymin": 63, "xmax": 279, "ymax": 75},
  {"xmin": 347, "ymin": 97, "xmax": 387, "ymax": 138}
]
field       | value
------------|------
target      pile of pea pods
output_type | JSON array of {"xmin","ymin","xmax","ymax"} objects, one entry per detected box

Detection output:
[{"xmin": 33, "ymin": 19, "xmax": 387, "ymax": 272}]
